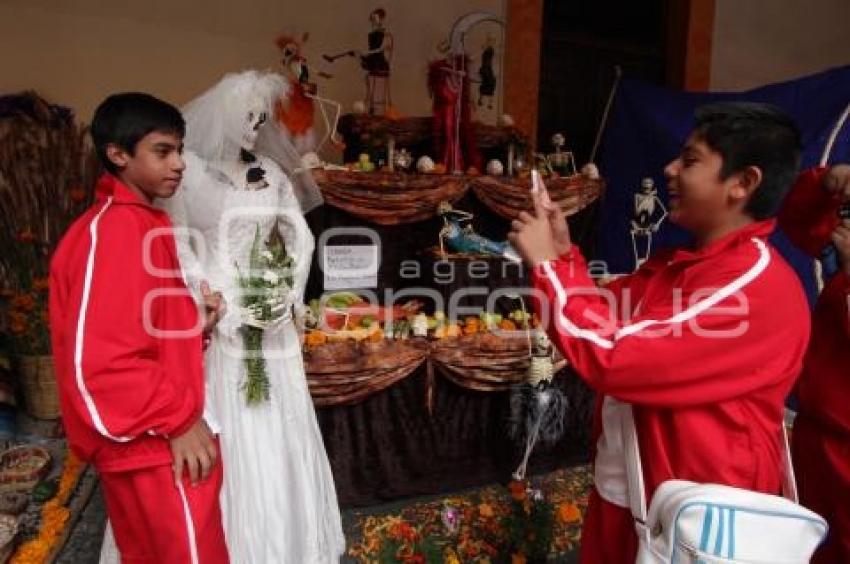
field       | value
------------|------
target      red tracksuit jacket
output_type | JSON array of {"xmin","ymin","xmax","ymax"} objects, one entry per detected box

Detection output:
[
  {"xmin": 49, "ymin": 174, "xmax": 204, "ymax": 472},
  {"xmin": 531, "ymin": 220, "xmax": 810, "ymax": 499},
  {"xmin": 779, "ymin": 166, "xmax": 850, "ymax": 435}
]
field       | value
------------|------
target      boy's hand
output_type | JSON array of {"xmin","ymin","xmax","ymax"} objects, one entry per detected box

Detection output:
[
  {"xmin": 538, "ymin": 181, "xmax": 572, "ymax": 256},
  {"xmin": 824, "ymin": 164, "xmax": 850, "ymax": 201},
  {"xmin": 831, "ymin": 221, "xmax": 850, "ymax": 276},
  {"xmin": 200, "ymin": 280, "xmax": 226, "ymax": 334},
  {"xmin": 170, "ymin": 419, "xmax": 217, "ymax": 486},
  {"xmin": 508, "ymin": 174, "xmax": 561, "ymax": 267}
]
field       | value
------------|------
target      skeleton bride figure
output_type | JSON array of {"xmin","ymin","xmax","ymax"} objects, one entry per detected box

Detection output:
[{"xmin": 100, "ymin": 71, "xmax": 344, "ymax": 563}]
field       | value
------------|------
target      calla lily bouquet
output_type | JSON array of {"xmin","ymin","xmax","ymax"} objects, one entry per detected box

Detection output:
[{"xmin": 236, "ymin": 225, "xmax": 295, "ymax": 405}]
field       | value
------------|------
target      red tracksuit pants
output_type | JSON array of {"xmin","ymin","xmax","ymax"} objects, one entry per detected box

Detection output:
[
  {"xmin": 793, "ymin": 415, "xmax": 850, "ymax": 564},
  {"xmin": 579, "ymin": 488, "xmax": 638, "ymax": 563},
  {"xmin": 99, "ymin": 453, "xmax": 229, "ymax": 564}
]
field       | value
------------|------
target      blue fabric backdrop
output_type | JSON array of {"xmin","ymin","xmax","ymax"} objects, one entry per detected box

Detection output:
[{"xmin": 595, "ymin": 65, "xmax": 850, "ymax": 304}]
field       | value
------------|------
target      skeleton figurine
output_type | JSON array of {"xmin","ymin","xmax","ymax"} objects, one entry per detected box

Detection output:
[
  {"xmin": 630, "ymin": 177, "xmax": 667, "ymax": 269},
  {"xmin": 547, "ymin": 133, "xmax": 577, "ymax": 176},
  {"xmin": 437, "ymin": 201, "xmax": 520, "ymax": 261},
  {"xmin": 275, "ymin": 32, "xmax": 343, "ymax": 154},
  {"xmin": 508, "ymin": 330, "xmax": 569, "ymax": 448}
]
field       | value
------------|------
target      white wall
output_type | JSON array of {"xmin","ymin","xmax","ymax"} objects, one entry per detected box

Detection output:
[{"xmin": 711, "ymin": 0, "xmax": 850, "ymax": 91}]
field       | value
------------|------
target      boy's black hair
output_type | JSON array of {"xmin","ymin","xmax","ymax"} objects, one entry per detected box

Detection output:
[
  {"xmin": 90, "ymin": 93, "xmax": 185, "ymax": 174},
  {"xmin": 694, "ymin": 102, "xmax": 801, "ymax": 220}
]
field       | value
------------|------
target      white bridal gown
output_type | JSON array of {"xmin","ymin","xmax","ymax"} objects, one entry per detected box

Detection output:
[{"xmin": 100, "ymin": 151, "xmax": 345, "ymax": 563}]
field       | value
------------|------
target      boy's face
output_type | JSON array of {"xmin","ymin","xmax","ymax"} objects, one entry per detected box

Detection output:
[
  {"xmin": 664, "ymin": 134, "xmax": 740, "ymax": 234},
  {"xmin": 108, "ymin": 131, "xmax": 185, "ymax": 202}
]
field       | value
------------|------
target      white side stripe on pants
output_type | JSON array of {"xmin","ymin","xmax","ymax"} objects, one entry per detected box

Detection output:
[{"xmin": 176, "ymin": 481, "xmax": 200, "ymax": 564}]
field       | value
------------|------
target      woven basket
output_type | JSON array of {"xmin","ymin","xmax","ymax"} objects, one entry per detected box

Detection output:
[
  {"xmin": 0, "ymin": 492, "xmax": 28, "ymax": 515},
  {"xmin": 312, "ymin": 169, "xmax": 469, "ymax": 225},
  {"xmin": 431, "ymin": 332, "xmax": 531, "ymax": 392},
  {"xmin": 470, "ymin": 173, "xmax": 605, "ymax": 220},
  {"xmin": 17, "ymin": 355, "xmax": 61, "ymax": 420},
  {"xmin": 304, "ymin": 339, "xmax": 429, "ymax": 406},
  {"xmin": 337, "ymin": 114, "xmax": 528, "ymax": 154},
  {"xmin": 0, "ymin": 513, "xmax": 18, "ymax": 563},
  {"xmin": 0, "ymin": 445, "xmax": 51, "ymax": 492}
]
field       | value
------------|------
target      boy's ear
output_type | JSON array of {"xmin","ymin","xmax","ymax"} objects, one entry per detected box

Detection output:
[
  {"xmin": 105, "ymin": 143, "xmax": 130, "ymax": 170},
  {"xmin": 730, "ymin": 165, "xmax": 763, "ymax": 203}
]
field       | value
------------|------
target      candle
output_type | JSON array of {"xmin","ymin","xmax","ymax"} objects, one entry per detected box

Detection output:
[{"xmin": 387, "ymin": 137, "xmax": 395, "ymax": 172}]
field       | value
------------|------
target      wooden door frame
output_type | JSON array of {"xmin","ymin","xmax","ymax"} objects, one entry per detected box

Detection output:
[{"xmin": 503, "ymin": 0, "xmax": 715, "ymax": 150}]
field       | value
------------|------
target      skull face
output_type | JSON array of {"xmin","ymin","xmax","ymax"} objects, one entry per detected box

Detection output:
[
  {"xmin": 281, "ymin": 41, "xmax": 298, "ymax": 65},
  {"xmin": 227, "ymin": 94, "xmax": 267, "ymax": 151},
  {"xmin": 533, "ymin": 330, "xmax": 551, "ymax": 354}
]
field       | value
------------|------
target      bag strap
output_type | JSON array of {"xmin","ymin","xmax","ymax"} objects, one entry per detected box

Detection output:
[
  {"xmin": 781, "ymin": 422, "xmax": 799, "ymax": 503},
  {"xmin": 820, "ymin": 100, "xmax": 850, "ymax": 167},
  {"xmin": 622, "ymin": 405, "xmax": 799, "ymax": 525},
  {"xmin": 814, "ymin": 101, "xmax": 850, "ymax": 293},
  {"xmin": 622, "ymin": 404, "xmax": 647, "ymax": 523}
]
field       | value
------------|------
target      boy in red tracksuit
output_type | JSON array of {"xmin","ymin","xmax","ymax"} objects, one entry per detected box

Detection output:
[
  {"xmin": 49, "ymin": 93, "xmax": 228, "ymax": 563},
  {"xmin": 779, "ymin": 163, "xmax": 850, "ymax": 563},
  {"xmin": 509, "ymin": 102, "xmax": 809, "ymax": 562}
]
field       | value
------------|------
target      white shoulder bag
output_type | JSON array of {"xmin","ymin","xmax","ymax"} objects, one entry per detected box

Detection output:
[{"xmin": 623, "ymin": 405, "xmax": 828, "ymax": 563}]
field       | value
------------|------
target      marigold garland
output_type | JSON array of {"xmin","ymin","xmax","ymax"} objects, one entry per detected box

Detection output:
[
  {"xmin": 347, "ymin": 466, "xmax": 592, "ymax": 563},
  {"xmin": 11, "ymin": 451, "xmax": 85, "ymax": 564}
]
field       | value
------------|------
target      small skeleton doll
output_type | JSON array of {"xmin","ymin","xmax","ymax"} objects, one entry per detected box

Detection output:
[
  {"xmin": 508, "ymin": 330, "xmax": 568, "ymax": 445},
  {"xmin": 548, "ymin": 133, "xmax": 576, "ymax": 176},
  {"xmin": 630, "ymin": 177, "xmax": 667, "ymax": 269}
]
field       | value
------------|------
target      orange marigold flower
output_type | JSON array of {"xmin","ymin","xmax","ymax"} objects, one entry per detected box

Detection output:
[
  {"xmin": 511, "ymin": 553, "xmax": 527, "ymax": 564},
  {"xmin": 12, "ymin": 294, "xmax": 35, "ymax": 311},
  {"xmin": 478, "ymin": 502, "xmax": 495, "ymax": 518},
  {"xmin": 10, "ymin": 321, "xmax": 27, "ymax": 335},
  {"xmin": 9, "ymin": 311, "xmax": 27, "ymax": 324},
  {"xmin": 399, "ymin": 522, "xmax": 417, "ymax": 542},
  {"xmin": 556, "ymin": 501, "xmax": 582, "ymax": 524},
  {"xmin": 17, "ymin": 229, "xmax": 37, "ymax": 243},
  {"xmin": 69, "ymin": 187, "xmax": 87, "ymax": 203},
  {"xmin": 32, "ymin": 277, "xmax": 49, "ymax": 292},
  {"xmin": 387, "ymin": 522, "xmax": 403, "ymax": 541},
  {"xmin": 508, "ymin": 479, "xmax": 527, "ymax": 501}
]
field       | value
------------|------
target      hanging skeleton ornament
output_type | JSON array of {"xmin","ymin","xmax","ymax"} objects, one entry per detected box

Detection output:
[
  {"xmin": 630, "ymin": 177, "xmax": 668, "ymax": 269},
  {"xmin": 508, "ymin": 329, "xmax": 568, "ymax": 446}
]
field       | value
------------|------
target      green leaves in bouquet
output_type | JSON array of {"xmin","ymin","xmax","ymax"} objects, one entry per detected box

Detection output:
[{"xmin": 237, "ymin": 224, "xmax": 295, "ymax": 405}]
